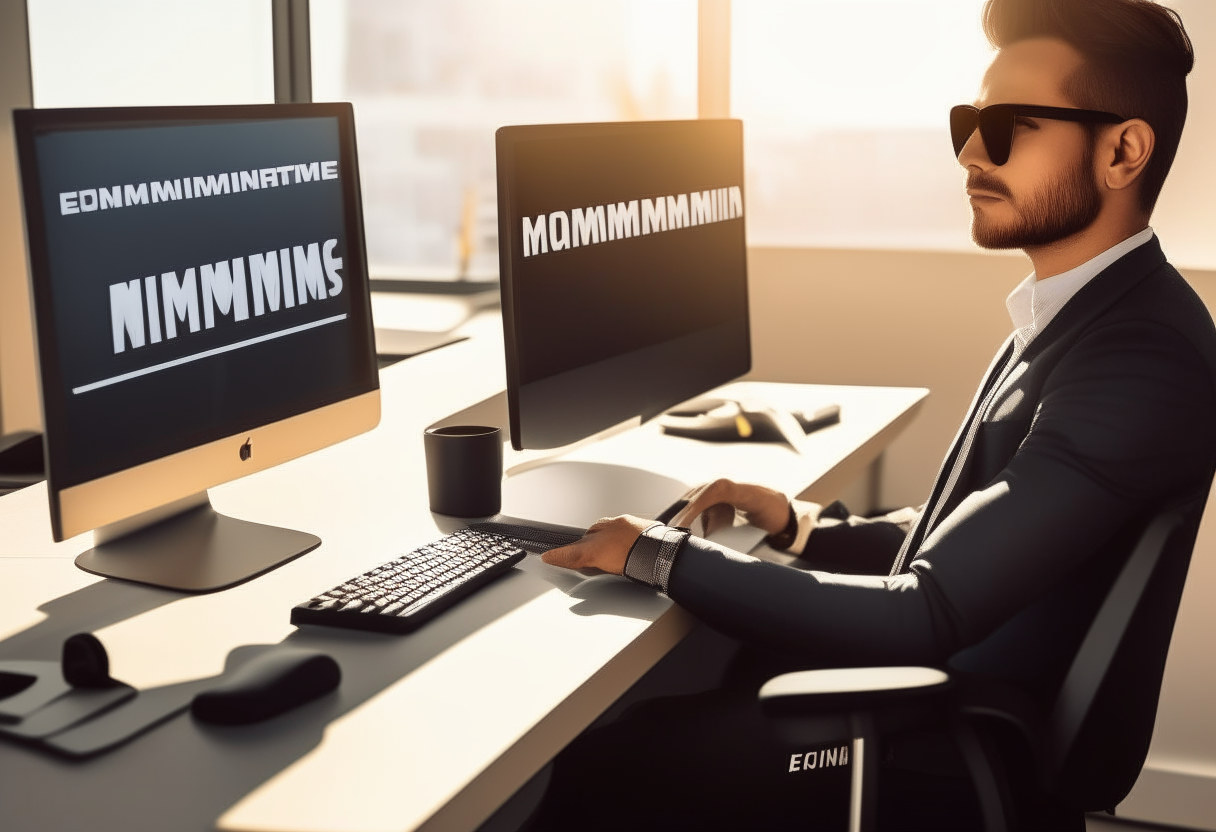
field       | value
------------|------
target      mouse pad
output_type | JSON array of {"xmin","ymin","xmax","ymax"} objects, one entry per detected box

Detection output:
[{"xmin": 0, "ymin": 645, "xmax": 276, "ymax": 759}]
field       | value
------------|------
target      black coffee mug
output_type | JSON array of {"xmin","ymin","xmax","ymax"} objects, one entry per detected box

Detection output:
[{"xmin": 423, "ymin": 425, "xmax": 503, "ymax": 517}]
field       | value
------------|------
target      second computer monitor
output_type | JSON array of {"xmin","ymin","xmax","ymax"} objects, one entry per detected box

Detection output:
[
  {"xmin": 14, "ymin": 103, "xmax": 379, "ymax": 591},
  {"xmin": 495, "ymin": 119, "xmax": 750, "ymax": 450}
]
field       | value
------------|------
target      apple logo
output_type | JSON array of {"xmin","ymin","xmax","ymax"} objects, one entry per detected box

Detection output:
[{"xmin": 239, "ymin": 438, "xmax": 252, "ymax": 462}]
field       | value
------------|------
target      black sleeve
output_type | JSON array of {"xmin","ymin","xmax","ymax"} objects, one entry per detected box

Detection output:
[
  {"xmin": 666, "ymin": 320, "xmax": 1216, "ymax": 666},
  {"xmin": 795, "ymin": 506, "xmax": 920, "ymax": 576}
]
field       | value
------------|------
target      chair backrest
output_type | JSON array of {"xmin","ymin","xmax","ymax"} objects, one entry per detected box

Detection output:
[{"xmin": 1047, "ymin": 493, "xmax": 1206, "ymax": 811}]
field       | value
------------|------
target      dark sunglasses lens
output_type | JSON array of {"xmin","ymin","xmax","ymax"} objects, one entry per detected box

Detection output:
[
  {"xmin": 978, "ymin": 107, "xmax": 1013, "ymax": 165},
  {"xmin": 950, "ymin": 106, "xmax": 977, "ymax": 157}
]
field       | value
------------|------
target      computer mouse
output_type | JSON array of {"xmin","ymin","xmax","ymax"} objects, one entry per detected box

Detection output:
[{"xmin": 191, "ymin": 648, "xmax": 340, "ymax": 726}]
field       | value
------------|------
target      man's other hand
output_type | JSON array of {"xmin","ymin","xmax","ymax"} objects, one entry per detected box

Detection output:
[
  {"xmin": 671, "ymin": 479, "xmax": 790, "ymax": 537},
  {"xmin": 541, "ymin": 515, "xmax": 653, "ymax": 575}
]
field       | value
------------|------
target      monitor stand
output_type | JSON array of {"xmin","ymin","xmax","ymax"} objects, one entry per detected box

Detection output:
[{"xmin": 75, "ymin": 492, "xmax": 320, "ymax": 593}]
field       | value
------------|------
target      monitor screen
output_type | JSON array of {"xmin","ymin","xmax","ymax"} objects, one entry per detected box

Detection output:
[
  {"xmin": 495, "ymin": 119, "xmax": 750, "ymax": 450},
  {"xmin": 15, "ymin": 104, "xmax": 379, "ymax": 545}
]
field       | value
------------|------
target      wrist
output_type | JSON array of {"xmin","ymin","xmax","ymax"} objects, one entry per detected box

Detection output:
[{"xmin": 764, "ymin": 501, "xmax": 799, "ymax": 551}]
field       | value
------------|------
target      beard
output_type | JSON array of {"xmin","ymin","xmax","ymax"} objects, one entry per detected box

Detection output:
[{"xmin": 969, "ymin": 147, "xmax": 1101, "ymax": 249}]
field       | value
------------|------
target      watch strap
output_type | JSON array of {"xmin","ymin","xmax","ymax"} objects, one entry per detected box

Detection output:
[
  {"xmin": 764, "ymin": 501, "xmax": 799, "ymax": 551},
  {"xmin": 624, "ymin": 524, "xmax": 690, "ymax": 593}
]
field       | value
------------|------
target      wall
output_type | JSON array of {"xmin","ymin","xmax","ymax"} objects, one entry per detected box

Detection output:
[
  {"xmin": 745, "ymin": 245, "xmax": 1030, "ymax": 508},
  {"xmin": 1153, "ymin": 0, "xmax": 1216, "ymax": 271},
  {"xmin": 746, "ymin": 244, "xmax": 1216, "ymax": 829},
  {"xmin": 0, "ymin": 0, "xmax": 38, "ymax": 436}
]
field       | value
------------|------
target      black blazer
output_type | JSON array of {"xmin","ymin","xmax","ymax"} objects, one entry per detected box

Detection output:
[{"xmin": 668, "ymin": 237, "xmax": 1216, "ymax": 699}]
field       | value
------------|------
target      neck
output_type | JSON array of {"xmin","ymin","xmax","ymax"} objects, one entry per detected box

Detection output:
[{"xmin": 1024, "ymin": 211, "xmax": 1149, "ymax": 280}]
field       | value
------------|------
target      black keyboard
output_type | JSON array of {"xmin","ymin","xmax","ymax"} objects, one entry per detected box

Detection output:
[{"xmin": 291, "ymin": 528, "xmax": 527, "ymax": 634}]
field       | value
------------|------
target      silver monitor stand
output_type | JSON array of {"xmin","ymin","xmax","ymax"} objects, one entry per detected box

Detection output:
[{"xmin": 75, "ymin": 492, "xmax": 320, "ymax": 593}]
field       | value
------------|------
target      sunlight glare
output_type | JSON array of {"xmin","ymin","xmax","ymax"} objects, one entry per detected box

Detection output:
[{"xmin": 732, "ymin": 0, "xmax": 994, "ymax": 131}]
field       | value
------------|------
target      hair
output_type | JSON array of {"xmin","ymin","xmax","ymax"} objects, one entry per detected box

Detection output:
[{"xmin": 982, "ymin": 0, "xmax": 1193, "ymax": 213}]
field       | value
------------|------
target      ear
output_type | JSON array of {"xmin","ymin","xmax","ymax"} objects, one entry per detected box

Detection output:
[{"xmin": 1101, "ymin": 118, "xmax": 1155, "ymax": 192}]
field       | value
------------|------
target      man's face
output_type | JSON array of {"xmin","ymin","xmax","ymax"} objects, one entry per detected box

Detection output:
[{"xmin": 960, "ymin": 38, "xmax": 1103, "ymax": 249}]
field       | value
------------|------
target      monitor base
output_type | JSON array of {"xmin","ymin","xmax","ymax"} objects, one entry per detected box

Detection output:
[{"xmin": 75, "ymin": 500, "xmax": 320, "ymax": 593}]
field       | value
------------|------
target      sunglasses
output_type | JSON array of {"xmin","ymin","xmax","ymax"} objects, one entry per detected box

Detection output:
[{"xmin": 950, "ymin": 104, "xmax": 1126, "ymax": 166}]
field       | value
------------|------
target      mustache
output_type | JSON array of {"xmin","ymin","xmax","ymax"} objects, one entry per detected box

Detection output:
[{"xmin": 966, "ymin": 171, "xmax": 1014, "ymax": 200}]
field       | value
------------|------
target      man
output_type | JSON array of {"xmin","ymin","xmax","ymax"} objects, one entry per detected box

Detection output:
[{"xmin": 529, "ymin": 0, "xmax": 1215, "ymax": 829}]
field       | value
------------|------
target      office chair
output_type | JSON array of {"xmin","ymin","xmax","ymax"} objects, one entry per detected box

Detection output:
[{"xmin": 759, "ymin": 495, "xmax": 1206, "ymax": 832}]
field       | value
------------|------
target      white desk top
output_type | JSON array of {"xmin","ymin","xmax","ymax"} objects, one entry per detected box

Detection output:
[{"xmin": 0, "ymin": 321, "xmax": 925, "ymax": 832}]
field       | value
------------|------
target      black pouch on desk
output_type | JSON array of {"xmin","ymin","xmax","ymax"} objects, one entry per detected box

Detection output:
[
  {"xmin": 0, "ymin": 634, "xmax": 136, "ymax": 746},
  {"xmin": 2, "ymin": 642, "xmax": 339, "ymax": 759}
]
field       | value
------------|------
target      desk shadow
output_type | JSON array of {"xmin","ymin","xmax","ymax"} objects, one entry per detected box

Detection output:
[
  {"xmin": 565, "ymin": 574, "xmax": 672, "ymax": 620},
  {"xmin": 0, "ymin": 577, "xmax": 178, "ymax": 662},
  {"xmin": 0, "ymin": 549, "xmax": 672, "ymax": 829},
  {"xmin": 0, "ymin": 565, "xmax": 555, "ymax": 832},
  {"xmin": 519, "ymin": 558, "xmax": 671, "ymax": 621}
]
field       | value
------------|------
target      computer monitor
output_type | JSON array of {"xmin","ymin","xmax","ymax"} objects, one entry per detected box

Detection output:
[
  {"xmin": 13, "ymin": 103, "xmax": 379, "ymax": 592},
  {"xmin": 494, "ymin": 119, "xmax": 750, "ymax": 451}
]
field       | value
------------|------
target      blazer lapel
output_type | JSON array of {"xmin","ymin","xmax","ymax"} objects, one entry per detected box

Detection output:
[
  {"xmin": 889, "ymin": 236, "xmax": 1167, "ymax": 575},
  {"xmin": 889, "ymin": 334, "xmax": 1016, "ymax": 575}
]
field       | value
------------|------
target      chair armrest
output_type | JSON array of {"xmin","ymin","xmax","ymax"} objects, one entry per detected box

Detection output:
[{"xmin": 759, "ymin": 666, "xmax": 951, "ymax": 715}]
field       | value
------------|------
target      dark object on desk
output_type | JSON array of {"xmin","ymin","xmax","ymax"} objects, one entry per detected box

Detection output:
[
  {"xmin": 658, "ymin": 399, "xmax": 838, "ymax": 449},
  {"xmin": 191, "ymin": 649, "xmax": 340, "ymax": 726},
  {"xmin": 469, "ymin": 517, "xmax": 586, "ymax": 553},
  {"xmin": 0, "ymin": 660, "xmax": 70, "ymax": 724},
  {"xmin": 291, "ymin": 528, "xmax": 526, "ymax": 634},
  {"xmin": 0, "ymin": 430, "xmax": 44, "ymax": 492},
  {"xmin": 0, "ymin": 631, "xmax": 137, "ymax": 743},
  {"xmin": 1, "ymin": 632, "xmax": 117, "ymax": 723},
  {"xmin": 424, "ymin": 425, "xmax": 504, "ymax": 517},
  {"xmin": 46, "ymin": 644, "xmax": 302, "ymax": 758},
  {"xmin": 794, "ymin": 403, "xmax": 841, "ymax": 433},
  {"xmin": 61, "ymin": 633, "xmax": 114, "ymax": 689},
  {"xmin": 2, "ymin": 642, "xmax": 338, "ymax": 756}
]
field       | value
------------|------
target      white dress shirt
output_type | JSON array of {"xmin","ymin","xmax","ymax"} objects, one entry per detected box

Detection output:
[
  {"xmin": 780, "ymin": 227, "xmax": 1156, "ymax": 555},
  {"xmin": 1005, "ymin": 226, "xmax": 1155, "ymax": 354}
]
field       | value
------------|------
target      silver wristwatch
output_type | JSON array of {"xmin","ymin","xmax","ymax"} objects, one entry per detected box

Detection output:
[{"xmin": 623, "ymin": 524, "xmax": 690, "ymax": 593}]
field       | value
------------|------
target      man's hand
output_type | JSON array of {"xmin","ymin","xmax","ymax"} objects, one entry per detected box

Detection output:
[
  {"xmin": 541, "ymin": 515, "xmax": 654, "ymax": 575},
  {"xmin": 671, "ymin": 479, "xmax": 790, "ymax": 538}
]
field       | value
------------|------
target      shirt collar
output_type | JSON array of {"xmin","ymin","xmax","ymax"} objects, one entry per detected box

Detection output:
[{"xmin": 1005, "ymin": 227, "xmax": 1155, "ymax": 352}]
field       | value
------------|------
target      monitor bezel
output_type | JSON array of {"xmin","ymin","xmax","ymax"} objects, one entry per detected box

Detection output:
[
  {"xmin": 13, "ymin": 102, "xmax": 380, "ymax": 541},
  {"xmin": 494, "ymin": 118, "xmax": 752, "ymax": 451}
]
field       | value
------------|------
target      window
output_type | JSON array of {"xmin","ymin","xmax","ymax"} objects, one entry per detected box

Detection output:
[
  {"xmin": 26, "ymin": 0, "xmax": 274, "ymax": 108},
  {"xmin": 731, "ymin": 0, "xmax": 993, "ymax": 250},
  {"xmin": 311, "ymin": 0, "xmax": 697, "ymax": 279}
]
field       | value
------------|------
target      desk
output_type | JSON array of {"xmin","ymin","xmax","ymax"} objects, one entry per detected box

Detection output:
[{"xmin": 0, "ymin": 323, "xmax": 925, "ymax": 832}]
